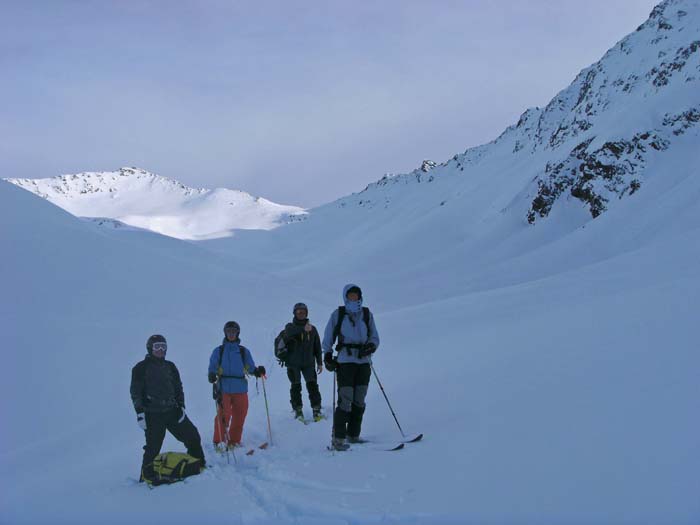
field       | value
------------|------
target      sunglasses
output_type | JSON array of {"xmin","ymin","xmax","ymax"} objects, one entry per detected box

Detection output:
[{"xmin": 152, "ymin": 342, "xmax": 167, "ymax": 352}]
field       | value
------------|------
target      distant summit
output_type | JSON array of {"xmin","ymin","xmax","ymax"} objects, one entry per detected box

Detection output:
[{"xmin": 6, "ymin": 167, "xmax": 306, "ymax": 240}]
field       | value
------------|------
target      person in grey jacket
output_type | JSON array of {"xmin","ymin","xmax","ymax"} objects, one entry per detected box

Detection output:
[{"xmin": 322, "ymin": 284, "xmax": 380, "ymax": 450}]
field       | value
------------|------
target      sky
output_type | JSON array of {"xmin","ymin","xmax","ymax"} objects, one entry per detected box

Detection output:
[{"xmin": 1, "ymin": 0, "xmax": 659, "ymax": 208}]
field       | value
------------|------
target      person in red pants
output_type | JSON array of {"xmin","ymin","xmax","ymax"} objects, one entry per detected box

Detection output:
[{"xmin": 208, "ymin": 321, "xmax": 265, "ymax": 450}]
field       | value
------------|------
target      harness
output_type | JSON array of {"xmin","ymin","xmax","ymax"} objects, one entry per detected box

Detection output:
[
  {"xmin": 332, "ymin": 306, "xmax": 371, "ymax": 354},
  {"xmin": 217, "ymin": 342, "xmax": 249, "ymax": 379}
]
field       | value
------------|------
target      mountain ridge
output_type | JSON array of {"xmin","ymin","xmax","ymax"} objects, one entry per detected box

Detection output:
[
  {"xmin": 5, "ymin": 166, "xmax": 306, "ymax": 240},
  {"xmin": 341, "ymin": 0, "xmax": 699, "ymax": 225}
]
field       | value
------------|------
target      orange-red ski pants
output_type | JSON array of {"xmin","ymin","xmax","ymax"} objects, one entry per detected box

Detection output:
[{"xmin": 213, "ymin": 393, "xmax": 249, "ymax": 445}]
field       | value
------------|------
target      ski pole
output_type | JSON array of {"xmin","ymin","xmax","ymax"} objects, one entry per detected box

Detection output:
[
  {"xmin": 261, "ymin": 376, "xmax": 273, "ymax": 446},
  {"xmin": 214, "ymin": 399, "xmax": 230, "ymax": 465},
  {"xmin": 330, "ymin": 369, "xmax": 336, "ymax": 451},
  {"xmin": 226, "ymin": 414, "xmax": 237, "ymax": 466},
  {"xmin": 369, "ymin": 359, "xmax": 407, "ymax": 439}
]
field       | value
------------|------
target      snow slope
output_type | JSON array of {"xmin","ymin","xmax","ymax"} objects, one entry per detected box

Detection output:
[
  {"xmin": 203, "ymin": 0, "xmax": 700, "ymax": 312},
  {"xmin": 1, "ymin": 149, "xmax": 698, "ymax": 524},
  {"xmin": 1, "ymin": 1, "xmax": 699, "ymax": 524},
  {"xmin": 5, "ymin": 167, "xmax": 306, "ymax": 240}
]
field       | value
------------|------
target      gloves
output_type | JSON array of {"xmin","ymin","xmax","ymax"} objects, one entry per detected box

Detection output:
[
  {"xmin": 253, "ymin": 366, "xmax": 266, "ymax": 378},
  {"xmin": 137, "ymin": 413, "xmax": 147, "ymax": 431},
  {"xmin": 208, "ymin": 372, "xmax": 217, "ymax": 384},
  {"xmin": 358, "ymin": 342, "xmax": 377, "ymax": 358},
  {"xmin": 177, "ymin": 408, "xmax": 186, "ymax": 424},
  {"xmin": 324, "ymin": 353, "xmax": 337, "ymax": 372}
]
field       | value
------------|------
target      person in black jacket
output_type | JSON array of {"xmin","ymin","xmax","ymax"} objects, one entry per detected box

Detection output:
[
  {"xmin": 281, "ymin": 303, "xmax": 323, "ymax": 421},
  {"xmin": 130, "ymin": 334, "xmax": 205, "ymax": 481}
]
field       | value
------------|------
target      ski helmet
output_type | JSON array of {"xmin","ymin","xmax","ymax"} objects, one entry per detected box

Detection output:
[
  {"xmin": 146, "ymin": 334, "xmax": 167, "ymax": 355},
  {"xmin": 293, "ymin": 302, "xmax": 308, "ymax": 315},
  {"xmin": 223, "ymin": 321, "xmax": 240, "ymax": 338}
]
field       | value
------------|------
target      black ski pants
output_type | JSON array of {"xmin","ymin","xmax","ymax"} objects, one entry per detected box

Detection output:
[
  {"xmin": 287, "ymin": 365, "xmax": 321, "ymax": 410},
  {"xmin": 142, "ymin": 408, "xmax": 205, "ymax": 474},
  {"xmin": 333, "ymin": 363, "xmax": 370, "ymax": 439}
]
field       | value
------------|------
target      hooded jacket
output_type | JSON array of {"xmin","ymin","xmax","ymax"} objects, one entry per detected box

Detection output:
[{"xmin": 322, "ymin": 283, "xmax": 380, "ymax": 365}]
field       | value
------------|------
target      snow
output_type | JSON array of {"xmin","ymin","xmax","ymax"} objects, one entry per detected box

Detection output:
[
  {"xmin": 5, "ymin": 167, "xmax": 306, "ymax": 240},
  {"xmin": 2, "ymin": 1, "xmax": 700, "ymax": 523}
]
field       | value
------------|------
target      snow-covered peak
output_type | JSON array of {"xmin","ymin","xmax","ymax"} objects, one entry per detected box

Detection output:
[
  {"xmin": 7, "ymin": 167, "xmax": 208, "ymax": 200},
  {"xmin": 5, "ymin": 167, "xmax": 306, "ymax": 240},
  {"xmin": 326, "ymin": 0, "xmax": 700, "ymax": 226}
]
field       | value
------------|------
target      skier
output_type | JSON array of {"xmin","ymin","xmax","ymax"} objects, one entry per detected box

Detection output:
[
  {"xmin": 280, "ymin": 302, "xmax": 323, "ymax": 422},
  {"xmin": 322, "ymin": 284, "xmax": 380, "ymax": 451},
  {"xmin": 130, "ymin": 334, "xmax": 205, "ymax": 482},
  {"xmin": 208, "ymin": 321, "xmax": 266, "ymax": 450}
]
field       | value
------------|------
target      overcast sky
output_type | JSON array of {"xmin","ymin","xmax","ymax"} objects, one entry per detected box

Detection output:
[{"xmin": 2, "ymin": 0, "xmax": 658, "ymax": 207}]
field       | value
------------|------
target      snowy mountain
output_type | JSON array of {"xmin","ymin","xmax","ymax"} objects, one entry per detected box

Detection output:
[
  {"xmin": 329, "ymin": 0, "xmax": 699, "ymax": 226},
  {"xmin": 1, "ymin": 2, "xmax": 699, "ymax": 524},
  {"xmin": 204, "ymin": 0, "xmax": 699, "ymax": 311},
  {"xmin": 5, "ymin": 167, "xmax": 306, "ymax": 240}
]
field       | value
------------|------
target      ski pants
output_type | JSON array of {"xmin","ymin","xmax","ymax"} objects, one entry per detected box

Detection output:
[
  {"xmin": 287, "ymin": 365, "xmax": 321, "ymax": 410},
  {"xmin": 213, "ymin": 392, "xmax": 249, "ymax": 445},
  {"xmin": 333, "ymin": 363, "xmax": 370, "ymax": 439},
  {"xmin": 142, "ymin": 409, "xmax": 204, "ymax": 473}
]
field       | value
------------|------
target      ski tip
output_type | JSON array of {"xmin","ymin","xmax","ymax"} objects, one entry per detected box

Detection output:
[
  {"xmin": 258, "ymin": 442, "xmax": 269, "ymax": 450},
  {"xmin": 388, "ymin": 443, "xmax": 404, "ymax": 451},
  {"xmin": 245, "ymin": 449, "xmax": 255, "ymax": 456},
  {"xmin": 406, "ymin": 433, "xmax": 423, "ymax": 443}
]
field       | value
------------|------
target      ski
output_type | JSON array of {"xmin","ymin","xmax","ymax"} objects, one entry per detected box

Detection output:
[
  {"xmin": 348, "ymin": 434, "xmax": 421, "ymax": 446},
  {"xmin": 245, "ymin": 442, "xmax": 269, "ymax": 456},
  {"xmin": 326, "ymin": 442, "xmax": 404, "ymax": 452}
]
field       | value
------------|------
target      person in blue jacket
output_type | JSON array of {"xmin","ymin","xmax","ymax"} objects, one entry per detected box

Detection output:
[
  {"xmin": 207, "ymin": 321, "xmax": 265, "ymax": 449},
  {"xmin": 322, "ymin": 284, "xmax": 380, "ymax": 450}
]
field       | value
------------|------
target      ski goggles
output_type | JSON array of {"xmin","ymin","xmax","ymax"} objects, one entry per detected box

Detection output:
[{"xmin": 152, "ymin": 342, "xmax": 167, "ymax": 352}]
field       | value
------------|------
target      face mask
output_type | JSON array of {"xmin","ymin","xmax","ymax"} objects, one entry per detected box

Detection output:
[{"xmin": 345, "ymin": 300, "xmax": 361, "ymax": 313}]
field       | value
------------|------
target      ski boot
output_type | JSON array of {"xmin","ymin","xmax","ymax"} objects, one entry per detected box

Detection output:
[
  {"xmin": 140, "ymin": 465, "xmax": 156, "ymax": 485},
  {"xmin": 331, "ymin": 437, "xmax": 350, "ymax": 451},
  {"xmin": 312, "ymin": 407, "xmax": 324, "ymax": 422},
  {"xmin": 347, "ymin": 435, "xmax": 368, "ymax": 444},
  {"xmin": 214, "ymin": 442, "xmax": 230, "ymax": 454},
  {"xmin": 294, "ymin": 407, "xmax": 305, "ymax": 423}
]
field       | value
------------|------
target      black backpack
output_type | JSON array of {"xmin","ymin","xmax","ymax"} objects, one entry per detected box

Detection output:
[
  {"xmin": 332, "ymin": 306, "xmax": 371, "ymax": 349},
  {"xmin": 273, "ymin": 330, "xmax": 288, "ymax": 367}
]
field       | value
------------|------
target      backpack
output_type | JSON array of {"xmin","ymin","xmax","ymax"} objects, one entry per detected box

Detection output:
[
  {"xmin": 143, "ymin": 452, "xmax": 204, "ymax": 486},
  {"xmin": 274, "ymin": 330, "xmax": 288, "ymax": 367},
  {"xmin": 332, "ymin": 306, "xmax": 371, "ymax": 349}
]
